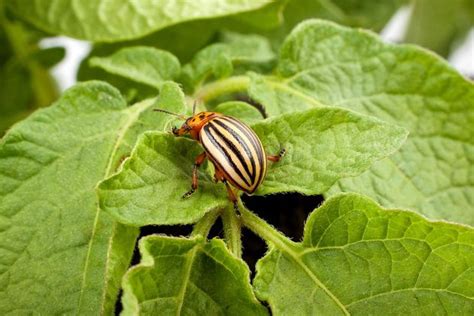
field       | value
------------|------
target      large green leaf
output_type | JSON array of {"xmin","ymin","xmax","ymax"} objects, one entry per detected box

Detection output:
[
  {"xmin": 122, "ymin": 235, "xmax": 267, "ymax": 315},
  {"xmin": 248, "ymin": 19, "xmax": 474, "ymax": 225},
  {"xmin": 251, "ymin": 107, "xmax": 408, "ymax": 195},
  {"xmin": 7, "ymin": 0, "xmax": 273, "ymax": 42},
  {"xmin": 99, "ymin": 106, "xmax": 406, "ymax": 226},
  {"xmin": 0, "ymin": 81, "xmax": 184, "ymax": 314},
  {"xmin": 251, "ymin": 193, "xmax": 474, "ymax": 315},
  {"xmin": 89, "ymin": 46, "xmax": 181, "ymax": 89}
]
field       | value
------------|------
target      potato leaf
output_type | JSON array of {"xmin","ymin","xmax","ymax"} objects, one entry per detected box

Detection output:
[
  {"xmin": 0, "ymin": 81, "xmax": 184, "ymax": 314},
  {"xmin": 180, "ymin": 32, "xmax": 275, "ymax": 92},
  {"xmin": 7, "ymin": 0, "xmax": 274, "ymax": 42},
  {"xmin": 252, "ymin": 107, "xmax": 408, "ymax": 195},
  {"xmin": 122, "ymin": 235, "xmax": 267, "ymax": 315},
  {"xmin": 89, "ymin": 47, "xmax": 181, "ymax": 89},
  {"xmin": 249, "ymin": 19, "xmax": 474, "ymax": 225},
  {"xmin": 252, "ymin": 193, "xmax": 474, "ymax": 315}
]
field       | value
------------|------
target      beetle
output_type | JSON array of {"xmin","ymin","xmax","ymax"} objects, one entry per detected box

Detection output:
[{"xmin": 154, "ymin": 104, "xmax": 285, "ymax": 211}]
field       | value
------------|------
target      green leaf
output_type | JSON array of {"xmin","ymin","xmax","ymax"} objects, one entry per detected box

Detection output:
[
  {"xmin": 0, "ymin": 81, "xmax": 183, "ymax": 314},
  {"xmin": 249, "ymin": 19, "xmax": 474, "ymax": 225},
  {"xmin": 98, "ymin": 132, "xmax": 229, "ymax": 226},
  {"xmin": 122, "ymin": 235, "xmax": 267, "ymax": 315},
  {"xmin": 252, "ymin": 107, "xmax": 408, "ymax": 195},
  {"xmin": 404, "ymin": 0, "xmax": 474, "ymax": 57},
  {"xmin": 180, "ymin": 32, "xmax": 275, "ymax": 92},
  {"xmin": 7, "ymin": 0, "xmax": 274, "ymax": 42},
  {"xmin": 89, "ymin": 46, "xmax": 181, "ymax": 89},
  {"xmin": 252, "ymin": 193, "xmax": 474, "ymax": 315},
  {"xmin": 214, "ymin": 101, "xmax": 264, "ymax": 125}
]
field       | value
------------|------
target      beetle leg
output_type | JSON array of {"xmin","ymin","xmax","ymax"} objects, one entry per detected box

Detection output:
[
  {"xmin": 223, "ymin": 180, "xmax": 239, "ymax": 213},
  {"xmin": 267, "ymin": 148, "xmax": 286, "ymax": 162},
  {"xmin": 182, "ymin": 152, "xmax": 207, "ymax": 199},
  {"xmin": 213, "ymin": 167, "xmax": 239, "ymax": 212}
]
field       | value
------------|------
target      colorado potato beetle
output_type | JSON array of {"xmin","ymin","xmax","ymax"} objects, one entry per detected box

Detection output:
[{"xmin": 154, "ymin": 105, "xmax": 285, "ymax": 211}]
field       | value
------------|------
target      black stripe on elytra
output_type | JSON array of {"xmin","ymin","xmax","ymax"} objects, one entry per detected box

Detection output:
[
  {"xmin": 220, "ymin": 116, "xmax": 265, "ymax": 173},
  {"xmin": 219, "ymin": 117, "xmax": 267, "ymax": 193},
  {"xmin": 202, "ymin": 124, "xmax": 251, "ymax": 187},
  {"xmin": 219, "ymin": 116, "xmax": 267, "ymax": 193},
  {"xmin": 208, "ymin": 123, "xmax": 253, "ymax": 181},
  {"xmin": 211, "ymin": 120, "xmax": 256, "ymax": 177},
  {"xmin": 219, "ymin": 116, "xmax": 265, "ymax": 163}
]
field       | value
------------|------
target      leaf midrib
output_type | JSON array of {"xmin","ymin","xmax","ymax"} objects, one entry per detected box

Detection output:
[
  {"xmin": 175, "ymin": 246, "xmax": 198, "ymax": 316},
  {"xmin": 345, "ymin": 287, "xmax": 473, "ymax": 308}
]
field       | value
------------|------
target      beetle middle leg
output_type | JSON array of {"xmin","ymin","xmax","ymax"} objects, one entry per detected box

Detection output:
[
  {"xmin": 267, "ymin": 148, "xmax": 286, "ymax": 162},
  {"xmin": 214, "ymin": 167, "xmax": 239, "ymax": 212},
  {"xmin": 182, "ymin": 152, "xmax": 207, "ymax": 199}
]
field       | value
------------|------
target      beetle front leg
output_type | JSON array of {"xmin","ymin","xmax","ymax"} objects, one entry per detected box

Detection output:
[
  {"xmin": 267, "ymin": 148, "xmax": 286, "ymax": 162},
  {"xmin": 182, "ymin": 152, "xmax": 207, "ymax": 199},
  {"xmin": 172, "ymin": 126, "xmax": 188, "ymax": 136}
]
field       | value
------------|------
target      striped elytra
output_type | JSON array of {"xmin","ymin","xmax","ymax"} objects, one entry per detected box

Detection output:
[{"xmin": 200, "ymin": 115, "xmax": 267, "ymax": 194}]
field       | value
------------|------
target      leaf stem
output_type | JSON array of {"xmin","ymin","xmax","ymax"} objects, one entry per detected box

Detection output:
[
  {"xmin": 239, "ymin": 200, "xmax": 298, "ymax": 250},
  {"xmin": 194, "ymin": 76, "xmax": 250, "ymax": 103},
  {"xmin": 191, "ymin": 208, "xmax": 221, "ymax": 238},
  {"xmin": 221, "ymin": 205, "xmax": 242, "ymax": 258}
]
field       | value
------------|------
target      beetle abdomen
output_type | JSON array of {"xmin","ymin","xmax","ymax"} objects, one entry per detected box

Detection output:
[{"xmin": 200, "ymin": 116, "xmax": 267, "ymax": 194}]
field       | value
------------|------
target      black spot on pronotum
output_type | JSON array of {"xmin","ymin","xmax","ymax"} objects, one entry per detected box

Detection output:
[{"xmin": 199, "ymin": 114, "xmax": 206, "ymax": 120}]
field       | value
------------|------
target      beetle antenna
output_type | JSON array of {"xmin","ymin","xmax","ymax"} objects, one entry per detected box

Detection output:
[
  {"xmin": 153, "ymin": 108, "xmax": 187, "ymax": 120},
  {"xmin": 192, "ymin": 100, "xmax": 197, "ymax": 116}
]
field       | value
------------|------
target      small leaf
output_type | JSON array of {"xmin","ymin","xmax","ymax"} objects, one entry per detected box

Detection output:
[
  {"xmin": 249, "ymin": 19, "xmax": 474, "ymax": 225},
  {"xmin": 122, "ymin": 235, "xmax": 267, "ymax": 315},
  {"xmin": 8, "ymin": 0, "xmax": 274, "ymax": 42},
  {"xmin": 252, "ymin": 107, "xmax": 408, "ymax": 195},
  {"xmin": 89, "ymin": 47, "xmax": 180, "ymax": 89},
  {"xmin": 254, "ymin": 193, "xmax": 474, "ymax": 315},
  {"xmin": 214, "ymin": 101, "xmax": 264, "ymax": 125},
  {"xmin": 180, "ymin": 32, "xmax": 275, "ymax": 92},
  {"xmin": 98, "ymin": 132, "xmax": 228, "ymax": 226},
  {"xmin": 0, "ymin": 81, "xmax": 182, "ymax": 314}
]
